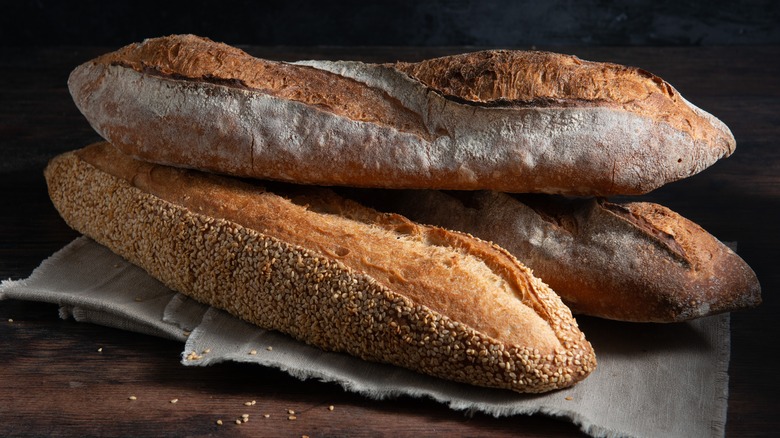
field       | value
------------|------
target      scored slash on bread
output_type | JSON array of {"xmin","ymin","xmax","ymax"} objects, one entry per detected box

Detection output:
[
  {"xmin": 44, "ymin": 142, "xmax": 597, "ymax": 393},
  {"xmin": 68, "ymin": 34, "xmax": 735, "ymax": 196},
  {"xmin": 352, "ymin": 189, "xmax": 761, "ymax": 322}
]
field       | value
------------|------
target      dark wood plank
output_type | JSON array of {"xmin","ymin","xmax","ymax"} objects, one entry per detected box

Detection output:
[
  {"xmin": 1, "ymin": 45, "xmax": 778, "ymax": 437},
  {"xmin": 0, "ymin": 299, "xmax": 584, "ymax": 437}
]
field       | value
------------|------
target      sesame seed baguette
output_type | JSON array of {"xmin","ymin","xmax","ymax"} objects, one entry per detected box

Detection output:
[
  {"xmin": 68, "ymin": 34, "xmax": 733, "ymax": 196},
  {"xmin": 44, "ymin": 142, "xmax": 596, "ymax": 393},
  {"xmin": 356, "ymin": 189, "xmax": 761, "ymax": 322}
]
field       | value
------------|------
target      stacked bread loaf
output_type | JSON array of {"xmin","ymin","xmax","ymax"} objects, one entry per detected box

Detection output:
[{"xmin": 46, "ymin": 34, "xmax": 760, "ymax": 393}]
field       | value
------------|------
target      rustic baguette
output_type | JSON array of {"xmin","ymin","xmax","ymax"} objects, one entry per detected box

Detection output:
[
  {"xmin": 68, "ymin": 34, "xmax": 734, "ymax": 196},
  {"xmin": 44, "ymin": 142, "xmax": 596, "ymax": 393},
  {"xmin": 357, "ymin": 189, "xmax": 761, "ymax": 322}
]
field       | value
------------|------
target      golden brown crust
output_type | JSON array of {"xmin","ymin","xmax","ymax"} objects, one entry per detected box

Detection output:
[
  {"xmin": 393, "ymin": 50, "xmax": 729, "ymax": 151},
  {"xmin": 96, "ymin": 34, "xmax": 431, "ymax": 139},
  {"xmin": 69, "ymin": 35, "xmax": 737, "ymax": 197},
  {"xmin": 45, "ymin": 143, "xmax": 596, "ymax": 392},
  {"xmin": 360, "ymin": 189, "xmax": 761, "ymax": 322}
]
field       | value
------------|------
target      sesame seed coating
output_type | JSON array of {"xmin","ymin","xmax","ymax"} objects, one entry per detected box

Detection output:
[{"xmin": 44, "ymin": 145, "xmax": 596, "ymax": 393}]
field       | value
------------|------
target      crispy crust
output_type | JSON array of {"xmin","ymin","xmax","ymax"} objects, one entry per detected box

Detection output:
[
  {"xmin": 44, "ymin": 143, "xmax": 596, "ymax": 393},
  {"xmin": 367, "ymin": 189, "xmax": 761, "ymax": 322},
  {"xmin": 68, "ymin": 34, "xmax": 735, "ymax": 196},
  {"xmin": 392, "ymin": 50, "xmax": 728, "ymax": 150},
  {"xmin": 94, "ymin": 34, "xmax": 431, "ymax": 140}
]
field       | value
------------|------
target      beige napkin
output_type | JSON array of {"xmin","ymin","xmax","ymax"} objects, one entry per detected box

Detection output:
[{"xmin": 1, "ymin": 237, "xmax": 730, "ymax": 438}]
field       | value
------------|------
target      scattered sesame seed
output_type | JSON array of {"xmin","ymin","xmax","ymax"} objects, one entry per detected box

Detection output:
[
  {"xmin": 183, "ymin": 331, "xmax": 191, "ymax": 337},
  {"xmin": 328, "ymin": 405, "xmax": 334, "ymax": 411},
  {"xmin": 263, "ymin": 414, "xmax": 270, "ymax": 418},
  {"xmin": 170, "ymin": 399, "xmax": 178, "ymax": 404},
  {"xmin": 266, "ymin": 346, "xmax": 273, "ymax": 351},
  {"xmin": 128, "ymin": 396, "xmax": 137, "ymax": 401},
  {"xmin": 244, "ymin": 401, "xmax": 253, "ymax": 406},
  {"xmin": 288, "ymin": 415, "xmax": 297, "ymax": 421},
  {"xmin": 216, "ymin": 419, "xmax": 223, "ymax": 426},
  {"xmin": 235, "ymin": 419, "xmax": 242, "ymax": 425},
  {"xmin": 249, "ymin": 349, "xmax": 257, "ymax": 355},
  {"xmin": 7, "ymin": 319, "xmax": 13, "ymax": 323},
  {"xmin": 202, "ymin": 348, "xmax": 211, "ymax": 354},
  {"xmin": 97, "ymin": 347, "xmax": 103, "ymax": 352},
  {"xmin": 185, "ymin": 351, "xmax": 202, "ymax": 361},
  {"xmin": 287, "ymin": 409, "xmax": 295, "ymax": 415},
  {"xmin": 565, "ymin": 396, "xmax": 573, "ymax": 401}
]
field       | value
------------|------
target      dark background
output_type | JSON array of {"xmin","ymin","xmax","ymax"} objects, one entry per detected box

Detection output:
[
  {"xmin": 1, "ymin": 2, "xmax": 779, "ymax": 436},
  {"xmin": 2, "ymin": 0, "xmax": 779, "ymax": 48}
]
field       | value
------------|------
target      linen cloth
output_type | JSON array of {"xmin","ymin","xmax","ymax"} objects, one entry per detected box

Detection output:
[{"xmin": 1, "ymin": 237, "xmax": 731, "ymax": 438}]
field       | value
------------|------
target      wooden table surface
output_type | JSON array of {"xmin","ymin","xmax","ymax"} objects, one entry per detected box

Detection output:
[{"xmin": 1, "ymin": 45, "xmax": 778, "ymax": 437}]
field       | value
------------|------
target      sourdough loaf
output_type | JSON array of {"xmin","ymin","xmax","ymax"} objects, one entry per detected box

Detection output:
[
  {"xmin": 44, "ymin": 142, "xmax": 596, "ymax": 393},
  {"xmin": 359, "ymin": 189, "xmax": 761, "ymax": 322},
  {"xmin": 68, "ymin": 34, "xmax": 735, "ymax": 196}
]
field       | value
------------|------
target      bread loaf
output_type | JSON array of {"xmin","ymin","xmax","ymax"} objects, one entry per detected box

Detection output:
[
  {"xmin": 44, "ymin": 142, "xmax": 596, "ymax": 393},
  {"xmin": 68, "ymin": 34, "xmax": 734, "ymax": 196},
  {"xmin": 357, "ymin": 189, "xmax": 761, "ymax": 322}
]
